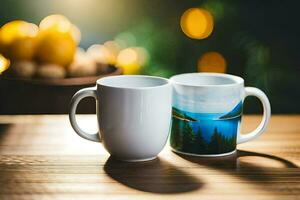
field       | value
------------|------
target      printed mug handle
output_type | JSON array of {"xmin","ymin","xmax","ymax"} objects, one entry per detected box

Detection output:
[
  {"xmin": 237, "ymin": 87, "xmax": 271, "ymax": 144},
  {"xmin": 69, "ymin": 87, "xmax": 101, "ymax": 142}
]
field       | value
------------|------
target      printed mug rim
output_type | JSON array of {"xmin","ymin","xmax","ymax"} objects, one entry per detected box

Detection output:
[
  {"xmin": 170, "ymin": 72, "xmax": 244, "ymax": 88},
  {"xmin": 96, "ymin": 73, "xmax": 244, "ymax": 90},
  {"xmin": 96, "ymin": 75, "xmax": 171, "ymax": 90}
]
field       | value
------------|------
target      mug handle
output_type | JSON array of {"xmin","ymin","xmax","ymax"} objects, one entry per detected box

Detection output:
[
  {"xmin": 69, "ymin": 87, "xmax": 101, "ymax": 142},
  {"xmin": 237, "ymin": 87, "xmax": 271, "ymax": 144}
]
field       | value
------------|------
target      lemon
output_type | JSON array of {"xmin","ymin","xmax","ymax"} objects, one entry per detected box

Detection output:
[
  {"xmin": 36, "ymin": 32, "xmax": 76, "ymax": 66},
  {"xmin": 0, "ymin": 20, "xmax": 38, "ymax": 60},
  {"xmin": 10, "ymin": 60, "xmax": 36, "ymax": 78},
  {"xmin": 39, "ymin": 14, "xmax": 72, "ymax": 33},
  {"xmin": 39, "ymin": 14, "xmax": 81, "ymax": 44},
  {"xmin": 0, "ymin": 29, "xmax": 4, "ymax": 54},
  {"xmin": 7, "ymin": 37, "xmax": 37, "ymax": 60},
  {"xmin": 0, "ymin": 54, "xmax": 10, "ymax": 74},
  {"xmin": 37, "ymin": 63, "xmax": 66, "ymax": 79}
]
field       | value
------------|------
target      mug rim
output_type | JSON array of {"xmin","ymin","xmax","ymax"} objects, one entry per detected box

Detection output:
[
  {"xmin": 170, "ymin": 72, "xmax": 244, "ymax": 87},
  {"xmin": 97, "ymin": 75, "xmax": 170, "ymax": 90}
]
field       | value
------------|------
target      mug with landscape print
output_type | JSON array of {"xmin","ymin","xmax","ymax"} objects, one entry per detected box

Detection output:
[{"xmin": 169, "ymin": 73, "xmax": 271, "ymax": 156}]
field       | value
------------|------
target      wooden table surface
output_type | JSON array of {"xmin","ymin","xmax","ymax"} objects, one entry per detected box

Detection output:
[{"xmin": 0, "ymin": 115, "xmax": 299, "ymax": 200}]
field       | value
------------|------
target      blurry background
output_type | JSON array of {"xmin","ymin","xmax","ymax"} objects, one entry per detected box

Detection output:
[{"xmin": 0, "ymin": 0, "xmax": 299, "ymax": 114}]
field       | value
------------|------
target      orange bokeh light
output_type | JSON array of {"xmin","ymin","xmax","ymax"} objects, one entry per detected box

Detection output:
[
  {"xmin": 198, "ymin": 51, "xmax": 227, "ymax": 73},
  {"xmin": 180, "ymin": 8, "xmax": 214, "ymax": 39}
]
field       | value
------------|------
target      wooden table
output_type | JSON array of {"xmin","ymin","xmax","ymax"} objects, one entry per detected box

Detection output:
[{"xmin": 0, "ymin": 115, "xmax": 299, "ymax": 200}]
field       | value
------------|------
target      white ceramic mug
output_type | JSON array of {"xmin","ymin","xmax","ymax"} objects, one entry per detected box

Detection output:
[
  {"xmin": 169, "ymin": 73, "xmax": 271, "ymax": 157},
  {"xmin": 69, "ymin": 75, "xmax": 172, "ymax": 162}
]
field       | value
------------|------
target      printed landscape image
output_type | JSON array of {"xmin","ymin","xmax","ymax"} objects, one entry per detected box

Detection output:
[{"xmin": 170, "ymin": 102, "xmax": 243, "ymax": 155}]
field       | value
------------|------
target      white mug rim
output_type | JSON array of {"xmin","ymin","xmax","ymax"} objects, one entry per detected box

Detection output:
[
  {"xmin": 96, "ymin": 75, "xmax": 171, "ymax": 90},
  {"xmin": 170, "ymin": 72, "xmax": 244, "ymax": 88}
]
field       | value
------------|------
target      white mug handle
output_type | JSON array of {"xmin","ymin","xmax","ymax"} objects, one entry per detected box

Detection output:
[
  {"xmin": 69, "ymin": 87, "xmax": 101, "ymax": 142},
  {"xmin": 237, "ymin": 87, "xmax": 271, "ymax": 144}
]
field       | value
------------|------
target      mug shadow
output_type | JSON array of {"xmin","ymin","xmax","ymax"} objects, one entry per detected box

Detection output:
[
  {"xmin": 175, "ymin": 150, "xmax": 298, "ymax": 183},
  {"xmin": 104, "ymin": 156, "xmax": 203, "ymax": 193}
]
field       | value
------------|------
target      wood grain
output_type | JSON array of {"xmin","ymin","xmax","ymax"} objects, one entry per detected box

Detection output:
[{"xmin": 0, "ymin": 115, "xmax": 299, "ymax": 200}]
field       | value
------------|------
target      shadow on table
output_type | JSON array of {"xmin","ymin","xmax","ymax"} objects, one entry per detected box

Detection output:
[
  {"xmin": 104, "ymin": 157, "xmax": 203, "ymax": 193},
  {"xmin": 175, "ymin": 150, "xmax": 299, "ymax": 183},
  {"xmin": 0, "ymin": 124, "xmax": 10, "ymax": 135}
]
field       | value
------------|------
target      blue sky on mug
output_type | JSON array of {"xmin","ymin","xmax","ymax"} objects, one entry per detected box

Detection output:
[{"xmin": 172, "ymin": 85, "xmax": 243, "ymax": 114}]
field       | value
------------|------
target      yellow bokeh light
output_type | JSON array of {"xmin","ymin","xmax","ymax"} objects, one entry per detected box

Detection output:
[
  {"xmin": 133, "ymin": 47, "xmax": 149, "ymax": 66},
  {"xmin": 104, "ymin": 40, "xmax": 122, "ymax": 64},
  {"xmin": 0, "ymin": 54, "xmax": 10, "ymax": 74},
  {"xmin": 180, "ymin": 8, "xmax": 214, "ymax": 39},
  {"xmin": 87, "ymin": 44, "xmax": 116, "ymax": 65},
  {"xmin": 198, "ymin": 51, "xmax": 227, "ymax": 73},
  {"xmin": 116, "ymin": 48, "xmax": 140, "ymax": 74}
]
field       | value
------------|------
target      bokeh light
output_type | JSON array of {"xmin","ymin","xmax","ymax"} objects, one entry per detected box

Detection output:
[
  {"xmin": 116, "ymin": 48, "xmax": 140, "ymax": 74},
  {"xmin": 114, "ymin": 32, "xmax": 136, "ymax": 49},
  {"xmin": 0, "ymin": 54, "xmax": 10, "ymax": 74},
  {"xmin": 87, "ymin": 44, "xmax": 115, "ymax": 65},
  {"xmin": 198, "ymin": 51, "xmax": 227, "ymax": 73},
  {"xmin": 104, "ymin": 40, "xmax": 122, "ymax": 64},
  {"xmin": 203, "ymin": 0, "xmax": 225, "ymax": 21},
  {"xmin": 180, "ymin": 8, "xmax": 214, "ymax": 39},
  {"xmin": 133, "ymin": 47, "xmax": 149, "ymax": 66}
]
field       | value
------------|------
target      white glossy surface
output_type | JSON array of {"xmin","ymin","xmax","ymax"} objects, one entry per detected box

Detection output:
[
  {"xmin": 69, "ymin": 75, "xmax": 172, "ymax": 161},
  {"xmin": 170, "ymin": 73, "xmax": 244, "ymax": 113},
  {"xmin": 237, "ymin": 87, "xmax": 271, "ymax": 144}
]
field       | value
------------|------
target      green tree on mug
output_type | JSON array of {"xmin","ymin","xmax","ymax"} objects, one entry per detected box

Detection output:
[
  {"xmin": 170, "ymin": 117, "xmax": 183, "ymax": 150},
  {"xmin": 182, "ymin": 121, "xmax": 195, "ymax": 152},
  {"xmin": 195, "ymin": 128, "xmax": 207, "ymax": 153}
]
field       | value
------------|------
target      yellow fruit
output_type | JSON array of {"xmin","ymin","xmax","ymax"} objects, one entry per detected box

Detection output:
[
  {"xmin": 70, "ymin": 24, "xmax": 81, "ymax": 44},
  {"xmin": 36, "ymin": 32, "xmax": 76, "ymax": 66},
  {"xmin": 0, "ymin": 20, "xmax": 38, "ymax": 60},
  {"xmin": 7, "ymin": 37, "xmax": 37, "ymax": 60},
  {"xmin": 68, "ymin": 53, "xmax": 97, "ymax": 77},
  {"xmin": 0, "ymin": 29, "xmax": 4, "ymax": 54},
  {"xmin": 0, "ymin": 54, "xmax": 10, "ymax": 74},
  {"xmin": 39, "ymin": 14, "xmax": 81, "ymax": 44},
  {"xmin": 37, "ymin": 63, "xmax": 66, "ymax": 79},
  {"xmin": 10, "ymin": 60, "xmax": 36, "ymax": 78},
  {"xmin": 39, "ymin": 15, "xmax": 71, "ymax": 32}
]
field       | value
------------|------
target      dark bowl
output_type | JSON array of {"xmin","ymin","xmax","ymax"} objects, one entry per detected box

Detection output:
[{"xmin": 0, "ymin": 66, "xmax": 123, "ymax": 114}]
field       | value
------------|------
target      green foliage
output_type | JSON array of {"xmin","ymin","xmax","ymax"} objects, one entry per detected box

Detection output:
[
  {"xmin": 194, "ymin": 128, "xmax": 207, "ymax": 154},
  {"xmin": 171, "ymin": 118, "xmax": 237, "ymax": 155},
  {"xmin": 207, "ymin": 127, "xmax": 236, "ymax": 154},
  {"xmin": 170, "ymin": 117, "xmax": 182, "ymax": 150},
  {"xmin": 182, "ymin": 120, "xmax": 196, "ymax": 152}
]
